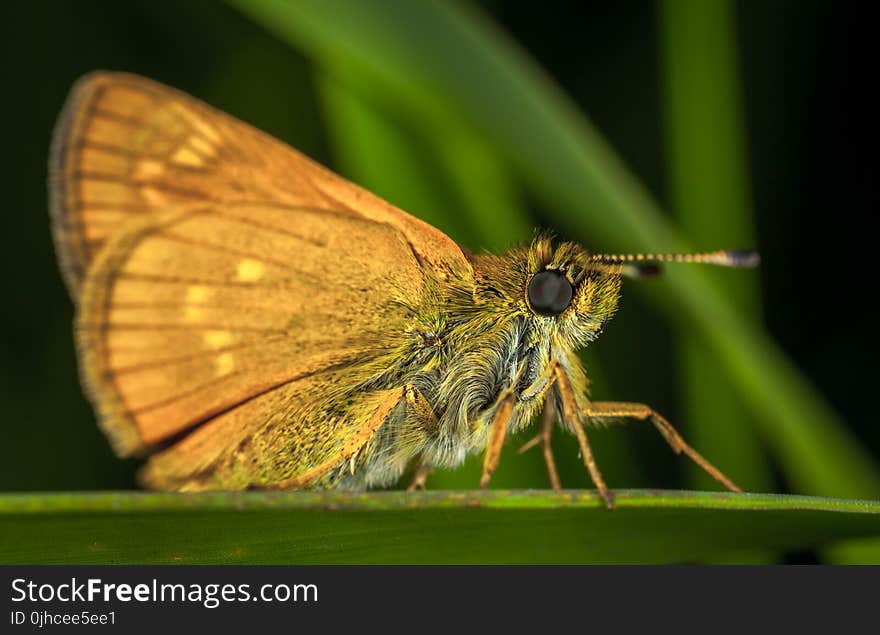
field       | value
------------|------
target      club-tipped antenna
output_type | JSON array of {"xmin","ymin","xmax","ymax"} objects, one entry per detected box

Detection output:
[{"xmin": 590, "ymin": 249, "xmax": 759, "ymax": 278}]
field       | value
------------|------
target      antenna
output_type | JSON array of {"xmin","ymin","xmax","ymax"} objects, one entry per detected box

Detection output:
[{"xmin": 590, "ymin": 249, "xmax": 759, "ymax": 278}]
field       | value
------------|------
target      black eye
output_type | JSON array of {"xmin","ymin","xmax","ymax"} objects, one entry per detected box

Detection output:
[{"xmin": 527, "ymin": 270, "xmax": 573, "ymax": 316}]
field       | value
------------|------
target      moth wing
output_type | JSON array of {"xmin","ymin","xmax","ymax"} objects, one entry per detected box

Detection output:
[
  {"xmin": 78, "ymin": 206, "xmax": 421, "ymax": 461},
  {"xmin": 140, "ymin": 380, "xmax": 407, "ymax": 492},
  {"xmin": 50, "ymin": 72, "xmax": 473, "ymax": 487},
  {"xmin": 50, "ymin": 71, "xmax": 470, "ymax": 297},
  {"xmin": 84, "ymin": 209, "xmax": 414, "ymax": 490}
]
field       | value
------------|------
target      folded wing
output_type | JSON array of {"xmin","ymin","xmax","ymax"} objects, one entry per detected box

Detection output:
[{"xmin": 49, "ymin": 73, "xmax": 473, "ymax": 487}]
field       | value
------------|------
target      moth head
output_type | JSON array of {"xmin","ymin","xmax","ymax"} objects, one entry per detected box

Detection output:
[
  {"xmin": 524, "ymin": 237, "xmax": 619, "ymax": 347},
  {"xmin": 523, "ymin": 234, "xmax": 759, "ymax": 348}
]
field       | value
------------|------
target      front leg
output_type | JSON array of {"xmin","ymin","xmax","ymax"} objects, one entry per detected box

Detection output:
[
  {"xmin": 479, "ymin": 356, "xmax": 562, "ymax": 489},
  {"xmin": 479, "ymin": 390, "xmax": 516, "ymax": 488},
  {"xmin": 479, "ymin": 359, "xmax": 614, "ymax": 507}
]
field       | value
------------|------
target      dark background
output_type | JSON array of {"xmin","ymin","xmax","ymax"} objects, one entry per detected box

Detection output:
[{"xmin": 0, "ymin": 1, "xmax": 876, "ymax": 494}]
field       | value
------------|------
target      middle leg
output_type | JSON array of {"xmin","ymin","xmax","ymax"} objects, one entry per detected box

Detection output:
[{"xmin": 552, "ymin": 363, "xmax": 614, "ymax": 508}]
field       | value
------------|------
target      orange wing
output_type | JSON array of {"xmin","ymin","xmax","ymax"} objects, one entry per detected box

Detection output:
[
  {"xmin": 50, "ymin": 71, "xmax": 470, "ymax": 298},
  {"xmin": 49, "ymin": 72, "xmax": 473, "ymax": 483},
  {"xmin": 77, "ymin": 205, "xmax": 426, "ymax": 459}
]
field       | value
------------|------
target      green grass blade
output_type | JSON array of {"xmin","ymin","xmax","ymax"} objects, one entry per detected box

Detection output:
[
  {"xmin": 228, "ymin": 0, "xmax": 880, "ymax": 500},
  {"xmin": 317, "ymin": 70, "xmax": 474, "ymax": 242},
  {"xmin": 2, "ymin": 490, "xmax": 878, "ymax": 564},
  {"xmin": 318, "ymin": 66, "xmax": 532, "ymax": 252},
  {"xmin": 659, "ymin": 0, "xmax": 772, "ymax": 495}
]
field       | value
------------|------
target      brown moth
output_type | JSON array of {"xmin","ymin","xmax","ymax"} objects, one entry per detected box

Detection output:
[{"xmin": 50, "ymin": 72, "xmax": 754, "ymax": 508}]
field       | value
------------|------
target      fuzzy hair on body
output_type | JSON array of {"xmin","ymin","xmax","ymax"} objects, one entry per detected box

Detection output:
[{"xmin": 322, "ymin": 233, "xmax": 623, "ymax": 490}]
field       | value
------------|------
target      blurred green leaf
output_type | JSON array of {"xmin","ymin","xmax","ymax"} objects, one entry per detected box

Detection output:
[
  {"xmin": 660, "ymin": 0, "xmax": 774, "ymax": 563},
  {"xmin": 317, "ymin": 70, "xmax": 471, "ymax": 241},
  {"xmin": 2, "ymin": 490, "xmax": 879, "ymax": 564},
  {"xmin": 659, "ymin": 0, "xmax": 771, "ymax": 493},
  {"xmin": 229, "ymin": 0, "xmax": 880, "ymax": 502},
  {"xmin": 425, "ymin": 123, "xmax": 531, "ymax": 252}
]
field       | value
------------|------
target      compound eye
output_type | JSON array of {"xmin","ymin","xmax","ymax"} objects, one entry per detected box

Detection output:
[{"xmin": 527, "ymin": 270, "xmax": 573, "ymax": 316}]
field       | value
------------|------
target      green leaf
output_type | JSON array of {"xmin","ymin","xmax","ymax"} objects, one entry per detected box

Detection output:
[
  {"xmin": 317, "ymin": 69, "xmax": 475, "ymax": 243},
  {"xmin": 228, "ymin": 0, "xmax": 880, "ymax": 501},
  {"xmin": 659, "ymin": 0, "xmax": 772, "ymax": 494},
  {"xmin": 2, "ymin": 491, "xmax": 879, "ymax": 564}
]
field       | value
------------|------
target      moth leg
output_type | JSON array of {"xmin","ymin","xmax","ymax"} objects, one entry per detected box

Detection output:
[
  {"xmin": 584, "ymin": 402, "xmax": 742, "ymax": 493},
  {"xmin": 517, "ymin": 400, "xmax": 562, "ymax": 490},
  {"xmin": 515, "ymin": 359, "xmax": 568, "ymax": 490},
  {"xmin": 479, "ymin": 390, "xmax": 517, "ymax": 488},
  {"xmin": 407, "ymin": 462, "xmax": 433, "ymax": 491},
  {"xmin": 553, "ymin": 363, "xmax": 615, "ymax": 509},
  {"xmin": 479, "ymin": 357, "xmax": 555, "ymax": 489}
]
